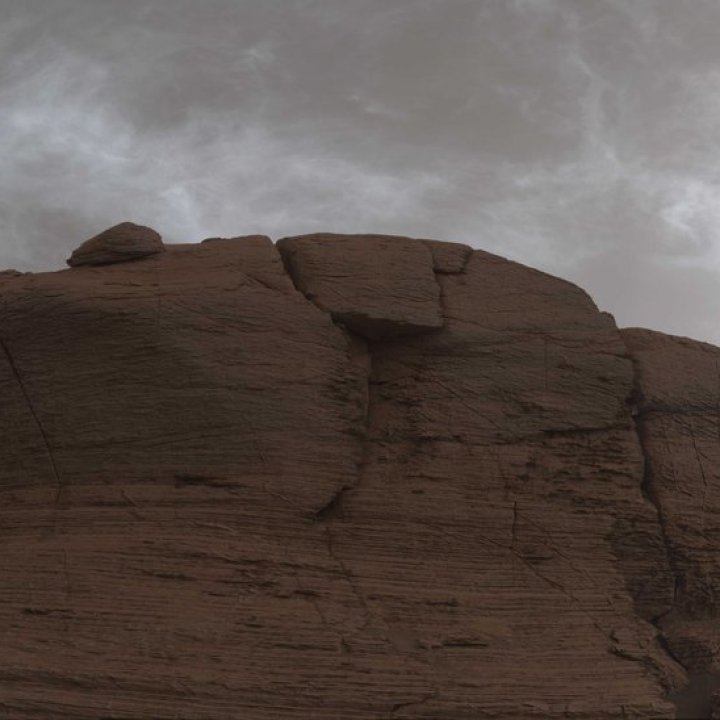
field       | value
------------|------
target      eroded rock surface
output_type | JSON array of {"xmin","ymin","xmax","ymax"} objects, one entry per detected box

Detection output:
[
  {"xmin": 0, "ymin": 233, "xmax": 716, "ymax": 718},
  {"xmin": 66, "ymin": 221, "xmax": 165, "ymax": 267}
]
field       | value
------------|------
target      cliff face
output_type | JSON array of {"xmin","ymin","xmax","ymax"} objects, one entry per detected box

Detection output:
[{"xmin": 0, "ymin": 230, "xmax": 718, "ymax": 719}]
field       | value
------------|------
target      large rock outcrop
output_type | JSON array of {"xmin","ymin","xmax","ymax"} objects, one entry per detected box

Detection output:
[{"xmin": 0, "ymin": 230, "xmax": 717, "ymax": 718}]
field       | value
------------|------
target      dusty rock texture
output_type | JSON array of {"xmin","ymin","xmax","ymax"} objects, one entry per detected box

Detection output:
[
  {"xmin": 0, "ymin": 232, "xmax": 716, "ymax": 718},
  {"xmin": 66, "ymin": 221, "xmax": 165, "ymax": 267}
]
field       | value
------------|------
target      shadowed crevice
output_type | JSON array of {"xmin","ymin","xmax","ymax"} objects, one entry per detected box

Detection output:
[
  {"xmin": 624, "ymin": 349, "xmax": 697, "ymax": 716},
  {"xmin": 669, "ymin": 671, "xmax": 720, "ymax": 720},
  {"xmin": 309, "ymin": 484, "xmax": 352, "ymax": 522}
]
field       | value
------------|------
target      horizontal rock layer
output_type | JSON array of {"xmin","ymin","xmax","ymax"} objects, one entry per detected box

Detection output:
[{"xmin": 0, "ymin": 232, "xmax": 716, "ymax": 718}]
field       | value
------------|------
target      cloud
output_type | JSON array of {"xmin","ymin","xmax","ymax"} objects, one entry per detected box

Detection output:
[{"xmin": 1, "ymin": 0, "xmax": 719, "ymax": 345}]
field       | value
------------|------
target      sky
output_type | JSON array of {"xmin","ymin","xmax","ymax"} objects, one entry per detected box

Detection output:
[{"xmin": 1, "ymin": 0, "xmax": 720, "ymax": 345}]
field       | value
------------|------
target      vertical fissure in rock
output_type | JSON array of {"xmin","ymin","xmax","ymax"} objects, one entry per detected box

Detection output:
[
  {"xmin": 425, "ymin": 244, "xmax": 472, "ymax": 323},
  {"xmin": 272, "ymin": 239, "xmax": 375, "ymax": 518},
  {"xmin": 626, "ymin": 360, "xmax": 698, "ymax": 719},
  {"xmin": 634, "ymin": 406, "xmax": 679, "ymax": 628},
  {"xmin": 635, "ymin": 403, "xmax": 720, "ymax": 718},
  {"xmin": 457, "ymin": 248, "xmax": 473, "ymax": 274},
  {"xmin": 432, "ymin": 271, "xmax": 448, "ymax": 323},
  {"xmin": 631, "ymin": 387, "xmax": 681, "ymax": 623},
  {"xmin": 309, "ymin": 333, "xmax": 379, "ymax": 643},
  {"xmin": 621, "ymin": 349, "xmax": 680, "ymax": 625},
  {"xmin": 0, "ymin": 334, "xmax": 63, "ymax": 497},
  {"xmin": 310, "ymin": 343, "xmax": 374, "ymax": 522},
  {"xmin": 273, "ymin": 236, "xmax": 445, "ymax": 704},
  {"xmin": 274, "ymin": 239, "xmax": 304, "ymax": 297}
]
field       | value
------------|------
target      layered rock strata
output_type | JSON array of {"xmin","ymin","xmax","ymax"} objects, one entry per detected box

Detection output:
[
  {"xmin": 622, "ymin": 328, "xmax": 720, "ymax": 719},
  {"xmin": 0, "ymin": 230, "xmax": 717, "ymax": 718}
]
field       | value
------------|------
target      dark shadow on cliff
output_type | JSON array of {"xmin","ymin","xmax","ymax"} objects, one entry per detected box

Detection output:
[{"xmin": 670, "ymin": 671, "xmax": 720, "ymax": 719}]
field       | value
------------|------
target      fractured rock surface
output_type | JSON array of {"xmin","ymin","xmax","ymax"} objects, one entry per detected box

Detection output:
[
  {"xmin": 276, "ymin": 233, "xmax": 443, "ymax": 339},
  {"xmin": 420, "ymin": 238, "xmax": 473, "ymax": 274},
  {"xmin": 0, "ymin": 232, "xmax": 717, "ymax": 718}
]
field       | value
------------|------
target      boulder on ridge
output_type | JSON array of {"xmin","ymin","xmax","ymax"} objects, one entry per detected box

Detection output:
[{"xmin": 66, "ymin": 221, "xmax": 164, "ymax": 267}]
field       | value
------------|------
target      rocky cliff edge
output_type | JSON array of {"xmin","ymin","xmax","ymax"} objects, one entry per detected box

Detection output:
[{"xmin": 1, "ymin": 227, "xmax": 719, "ymax": 719}]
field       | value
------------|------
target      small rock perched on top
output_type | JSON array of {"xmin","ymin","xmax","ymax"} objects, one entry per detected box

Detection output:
[{"xmin": 66, "ymin": 222, "xmax": 164, "ymax": 267}]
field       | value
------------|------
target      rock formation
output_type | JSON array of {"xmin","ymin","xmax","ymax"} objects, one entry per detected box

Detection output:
[
  {"xmin": 66, "ymin": 221, "xmax": 165, "ymax": 267},
  {"xmin": 0, "ymin": 227, "xmax": 718, "ymax": 718}
]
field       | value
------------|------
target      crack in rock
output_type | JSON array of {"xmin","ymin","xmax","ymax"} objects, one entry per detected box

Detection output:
[
  {"xmin": 0, "ymin": 334, "xmax": 64, "ymax": 506},
  {"xmin": 309, "ymin": 484, "xmax": 352, "ymax": 523},
  {"xmin": 623, "ymin": 346, "xmax": 696, "ymax": 713}
]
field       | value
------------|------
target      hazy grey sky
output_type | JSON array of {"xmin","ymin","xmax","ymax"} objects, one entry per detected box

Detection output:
[{"xmin": 2, "ymin": 0, "xmax": 720, "ymax": 344}]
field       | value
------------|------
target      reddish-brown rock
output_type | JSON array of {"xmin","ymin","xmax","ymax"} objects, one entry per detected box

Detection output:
[
  {"xmin": 622, "ymin": 328, "xmax": 720, "ymax": 718},
  {"xmin": 66, "ymin": 221, "xmax": 165, "ymax": 267},
  {"xmin": 420, "ymin": 238, "xmax": 473, "ymax": 274},
  {"xmin": 276, "ymin": 233, "xmax": 443, "ymax": 339},
  {"xmin": 0, "ymin": 232, "xmax": 716, "ymax": 718}
]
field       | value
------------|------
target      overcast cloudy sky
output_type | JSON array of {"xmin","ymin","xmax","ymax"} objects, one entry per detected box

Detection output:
[{"xmin": 2, "ymin": 0, "xmax": 720, "ymax": 344}]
